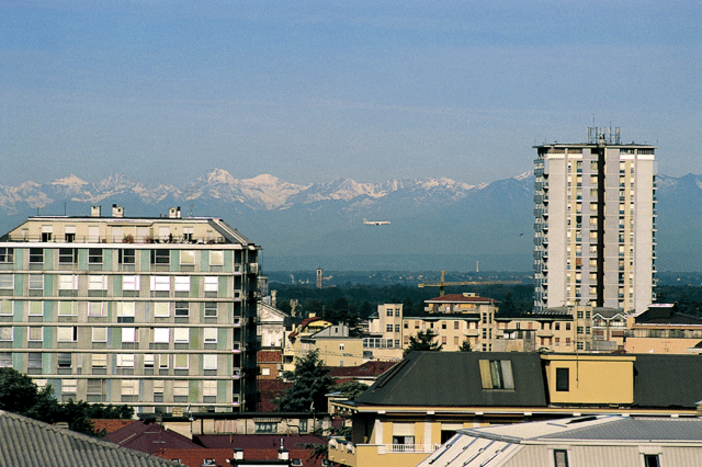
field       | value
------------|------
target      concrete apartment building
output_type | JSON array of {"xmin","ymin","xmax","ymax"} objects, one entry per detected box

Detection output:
[
  {"xmin": 0, "ymin": 206, "xmax": 261, "ymax": 413},
  {"xmin": 533, "ymin": 127, "xmax": 657, "ymax": 314}
]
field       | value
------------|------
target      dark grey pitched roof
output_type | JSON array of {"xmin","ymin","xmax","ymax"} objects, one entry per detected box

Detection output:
[
  {"xmin": 632, "ymin": 354, "xmax": 702, "ymax": 409},
  {"xmin": 354, "ymin": 352, "xmax": 547, "ymax": 408},
  {"xmin": 0, "ymin": 410, "xmax": 184, "ymax": 467}
]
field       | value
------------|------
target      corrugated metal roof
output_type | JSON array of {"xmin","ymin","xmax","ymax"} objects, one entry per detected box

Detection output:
[
  {"xmin": 415, "ymin": 416, "xmax": 702, "ymax": 467},
  {"xmin": 0, "ymin": 410, "xmax": 184, "ymax": 467}
]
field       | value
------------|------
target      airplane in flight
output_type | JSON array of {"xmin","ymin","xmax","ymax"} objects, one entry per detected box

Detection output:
[{"xmin": 363, "ymin": 218, "xmax": 391, "ymax": 226}]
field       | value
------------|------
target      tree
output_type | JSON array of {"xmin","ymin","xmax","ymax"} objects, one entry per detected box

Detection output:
[
  {"xmin": 404, "ymin": 330, "xmax": 443, "ymax": 356},
  {"xmin": 334, "ymin": 380, "xmax": 369, "ymax": 400},
  {"xmin": 0, "ymin": 368, "xmax": 132, "ymax": 437},
  {"xmin": 459, "ymin": 339, "xmax": 472, "ymax": 352},
  {"xmin": 275, "ymin": 350, "xmax": 333, "ymax": 412}
]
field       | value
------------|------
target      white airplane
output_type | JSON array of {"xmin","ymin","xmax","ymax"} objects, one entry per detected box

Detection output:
[{"xmin": 363, "ymin": 218, "xmax": 391, "ymax": 226}]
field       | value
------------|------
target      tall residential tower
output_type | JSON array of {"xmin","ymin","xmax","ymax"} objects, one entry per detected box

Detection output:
[{"xmin": 533, "ymin": 128, "xmax": 657, "ymax": 314}]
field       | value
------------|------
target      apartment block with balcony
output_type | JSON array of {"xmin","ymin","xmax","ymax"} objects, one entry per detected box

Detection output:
[
  {"xmin": 534, "ymin": 127, "xmax": 657, "ymax": 314},
  {"xmin": 0, "ymin": 205, "xmax": 261, "ymax": 414}
]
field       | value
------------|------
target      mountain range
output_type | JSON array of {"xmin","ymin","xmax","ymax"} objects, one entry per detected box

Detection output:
[{"xmin": 1, "ymin": 169, "xmax": 700, "ymax": 272}]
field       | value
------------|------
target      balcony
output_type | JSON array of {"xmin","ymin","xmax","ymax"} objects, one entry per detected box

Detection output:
[{"xmin": 328, "ymin": 438, "xmax": 439, "ymax": 467}]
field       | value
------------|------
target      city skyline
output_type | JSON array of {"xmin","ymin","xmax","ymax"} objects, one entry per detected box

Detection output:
[{"xmin": 1, "ymin": 1, "xmax": 700, "ymax": 187}]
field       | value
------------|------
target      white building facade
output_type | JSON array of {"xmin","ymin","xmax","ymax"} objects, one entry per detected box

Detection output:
[
  {"xmin": 534, "ymin": 128, "xmax": 657, "ymax": 314},
  {"xmin": 0, "ymin": 206, "xmax": 261, "ymax": 414}
]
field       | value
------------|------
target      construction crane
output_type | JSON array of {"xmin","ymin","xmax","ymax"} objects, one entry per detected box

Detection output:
[{"xmin": 418, "ymin": 270, "xmax": 522, "ymax": 296}]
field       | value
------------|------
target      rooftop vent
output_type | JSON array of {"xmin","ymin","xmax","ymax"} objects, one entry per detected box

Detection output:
[
  {"xmin": 112, "ymin": 204, "xmax": 124, "ymax": 218},
  {"xmin": 168, "ymin": 207, "xmax": 182, "ymax": 219},
  {"xmin": 90, "ymin": 205, "xmax": 101, "ymax": 217}
]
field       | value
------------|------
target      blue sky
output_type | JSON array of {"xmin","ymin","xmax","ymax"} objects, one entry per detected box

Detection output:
[{"xmin": 1, "ymin": 0, "xmax": 700, "ymax": 186}]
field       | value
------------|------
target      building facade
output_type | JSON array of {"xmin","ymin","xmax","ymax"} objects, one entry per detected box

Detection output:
[
  {"xmin": 0, "ymin": 206, "xmax": 261, "ymax": 413},
  {"xmin": 533, "ymin": 127, "xmax": 657, "ymax": 313}
]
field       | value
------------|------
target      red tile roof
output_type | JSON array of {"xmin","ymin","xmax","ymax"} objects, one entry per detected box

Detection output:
[
  {"xmin": 425, "ymin": 294, "xmax": 497, "ymax": 304},
  {"xmin": 158, "ymin": 447, "xmax": 327, "ymax": 467},
  {"xmin": 104, "ymin": 420, "xmax": 202, "ymax": 454},
  {"xmin": 288, "ymin": 317, "xmax": 328, "ymax": 339},
  {"xmin": 256, "ymin": 379, "xmax": 291, "ymax": 412},
  {"xmin": 194, "ymin": 434, "xmax": 326, "ymax": 450},
  {"xmin": 328, "ymin": 361, "xmax": 398, "ymax": 378},
  {"xmin": 91, "ymin": 418, "xmax": 137, "ymax": 434},
  {"xmin": 257, "ymin": 350, "xmax": 283, "ymax": 363}
]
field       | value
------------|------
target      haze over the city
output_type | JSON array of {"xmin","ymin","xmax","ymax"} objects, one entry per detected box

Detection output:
[{"xmin": 1, "ymin": 1, "xmax": 700, "ymax": 188}]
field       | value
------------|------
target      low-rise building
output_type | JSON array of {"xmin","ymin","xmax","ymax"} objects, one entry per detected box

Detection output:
[
  {"xmin": 329, "ymin": 351, "xmax": 702, "ymax": 467},
  {"xmin": 624, "ymin": 303, "xmax": 702, "ymax": 354}
]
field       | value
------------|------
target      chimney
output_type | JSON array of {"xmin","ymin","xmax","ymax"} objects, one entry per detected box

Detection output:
[
  {"xmin": 168, "ymin": 207, "xmax": 182, "ymax": 219},
  {"xmin": 112, "ymin": 204, "xmax": 124, "ymax": 218},
  {"xmin": 278, "ymin": 438, "xmax": 289, "ymax": 461},
  {"xmin": 91, "ymin": 205, "xmax": 101, "ymax": 217}
]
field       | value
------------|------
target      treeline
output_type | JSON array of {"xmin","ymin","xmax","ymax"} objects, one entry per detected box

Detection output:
[
  {"xmin": 271, "ymin": 283, "xmax": 535, "ymax": 323},
  {"xmin": 271, "ymin": 282, "xmax": 702, "ymax": 323}
]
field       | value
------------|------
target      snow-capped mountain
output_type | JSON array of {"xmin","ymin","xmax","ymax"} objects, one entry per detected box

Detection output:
[{"xmin": 0, "ymin": 170, "xmax": 700, "ymax": 271}]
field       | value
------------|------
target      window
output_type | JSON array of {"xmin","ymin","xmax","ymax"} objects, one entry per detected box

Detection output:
[
  {"xmin": 478, "ymin": 360, "xmax": 514, "ymax": 390},
  {"xmin": 122, "ymin": 328, "xmax": 137, "ymax": 343},
  {"xmin": 158, "ymin": 354, "xmax": 169, "ymax": 369},
  {"xmin": 58, "ymin": 275, "xmax": 78, "ymax": 291},
  {"xmin": 203, "ymin": 379, "xmax": 217, "ymax": 396},
  {"xmin": 0, "ymin": 275, "xmax": 14, "ymax": 290},
  {"xmin": 28, "ymin": 275, "xmax": 44, "ymax": 292},
  {"xmin": 173, "ymin": 380, "xmax": 188, "ymax": 397},
  {"xmin": 554, "ymin": 322, "xmax": 560, "ymax": 331},
  {"xmin": 0, "ymin": 327, "xmax": 13, "ymax": 341},
  {"xmin": 121, "ymin": 380, "xmax": 138, "ymax": 397},
  {"xmin": 204, "ymin": 276, "xmax": 218, "ymax": 292},
  {"xmin": 554, "ymin": 449, "xmax": 569, "ymax": 467},
  {"xmin": 144, "ymin": 354, "xmax": 154, "ymax": 368},
  {"xmin": 116, "ymin": 354, "xmax": 135, "ymax": 368},
  {"xmin": 117, "ymin": 302, "xmax": 135, "ymax": 323},
  {"xmin": 88, "ymin": 275, "xmax": 107, "ymax": 293},
  {"xmin": 180, "ymin": 250, "xmax": 195, "ymax": 264},
  {"xmin": 0, "ymin": 248, "xmax": 13, "ymax": 264},
  {"xmin": 210, "ymin": 250, "xmax": 224, "ymax": 266},
  {"xmin": 174, "ymin": 277, "xmax": 190, "ymax": 292},
  {"xmin": 556, "ymin": 368, "xmax": 569, "ymax": 391},
  {"xmin": 118, "ymin": 249, "xmax": 136, "ymax": 264},
  {"xmin": 153, "ymin": 302, "xmax": 169, "ymax": 318},
  {"xmin": 62, "ymin": 379, "xmax": 77, "ymax": 396},
  {"xmin": 204, "ymin": 302, "xmax": 217, "ymax": 317},
  {"xmin": 88, "ymin": 249, "xmax": 103, "ymax": 264},
  {"xmin": 28, "ymin": 301, "xmax": 42, "ymax": 316},
  {"xmin": 153, "ymin": 328, "xmax": 170, "ymax": 343},
  {"xmin": 255, "ymin": 422, "xmax": 278, "ymax": 433},
  {"xmin": 386, "ymin": 309, "xmax": 393, "ymax": 317},
  {"xmin": 454, "ymin": 322, "xmax": 459, "ymax": 330},
  {"xmin": 58, "ymin": 302, "xmax": 77, "ymax": 318},
  {"xmin": 57, "ymin": 327, "xmax": 77, "ymax": 342},
  {"xmin": 59, "ymin": 248, "xmax": 78, "ymax": 264},
  {"xmin": 87, "ymin": 301, "xmax": 105, "ymax": 317},
  {"xmin": 58, "ymin": 352, "xmax": 72, "ymax": 368},
  {"xmin": 29, "ymin": 248, "xmax": 43, "ymax": 264},
  {"xmin": 151, "ymin": 250, "xmax": 170, "ymax": 265},
  {"xmin": 28, "ymin": 327, "xmax": 43, "ymax": 342},
  {"xmin": 174, "ymin": 328, "xmax": 189, "ymax": 343},
  {"xmin": 203, "ymin": 354, "xmax": 217, "ymax": 370},
  {"xmin": 386, "ymin": 324, "xmax": 393, "ymax": 332},
  {"xmin": 204, "ymin": 328, "xmax": 217, "ymax": 343},
  {"xmin": 150, "ymin": 276, "xmax": 170, "ymax": 292},
  {"xmin": 643, "ymin": 454, "xmax": 660, "ymax": 467},
  {"xmin": 174, "ymin": 354, "xmax": 189, "ymax": 369},
  {"xmin": 0, "ymin": 300, "xmax": 12, "ymax": 316},
  {"xmin": 122, "ymin": 275, "xmax": 140, "ymax": 291},
  {"xmin": 0, "ymin": 352, "xmax": 11, "ymax": 367},
  {"xmin": 339, "ymin": 343, "xmax": 345, "ymax": 351},
  {"xmin": 92, "ymin": 327, "xmax": 107, "ymax": 342},
  {"xmin": 175, "ymin": 302, "xmax": 189, "ymax": 317}
]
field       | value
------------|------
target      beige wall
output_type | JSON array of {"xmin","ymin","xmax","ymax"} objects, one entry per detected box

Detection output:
[
  {"xmin": 625, "ymin": 337, "xmax": 701, "ymax": 355},
  {"xmin": 543, "ymin": 355, "xmax": 635, "ymax": 405}
]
